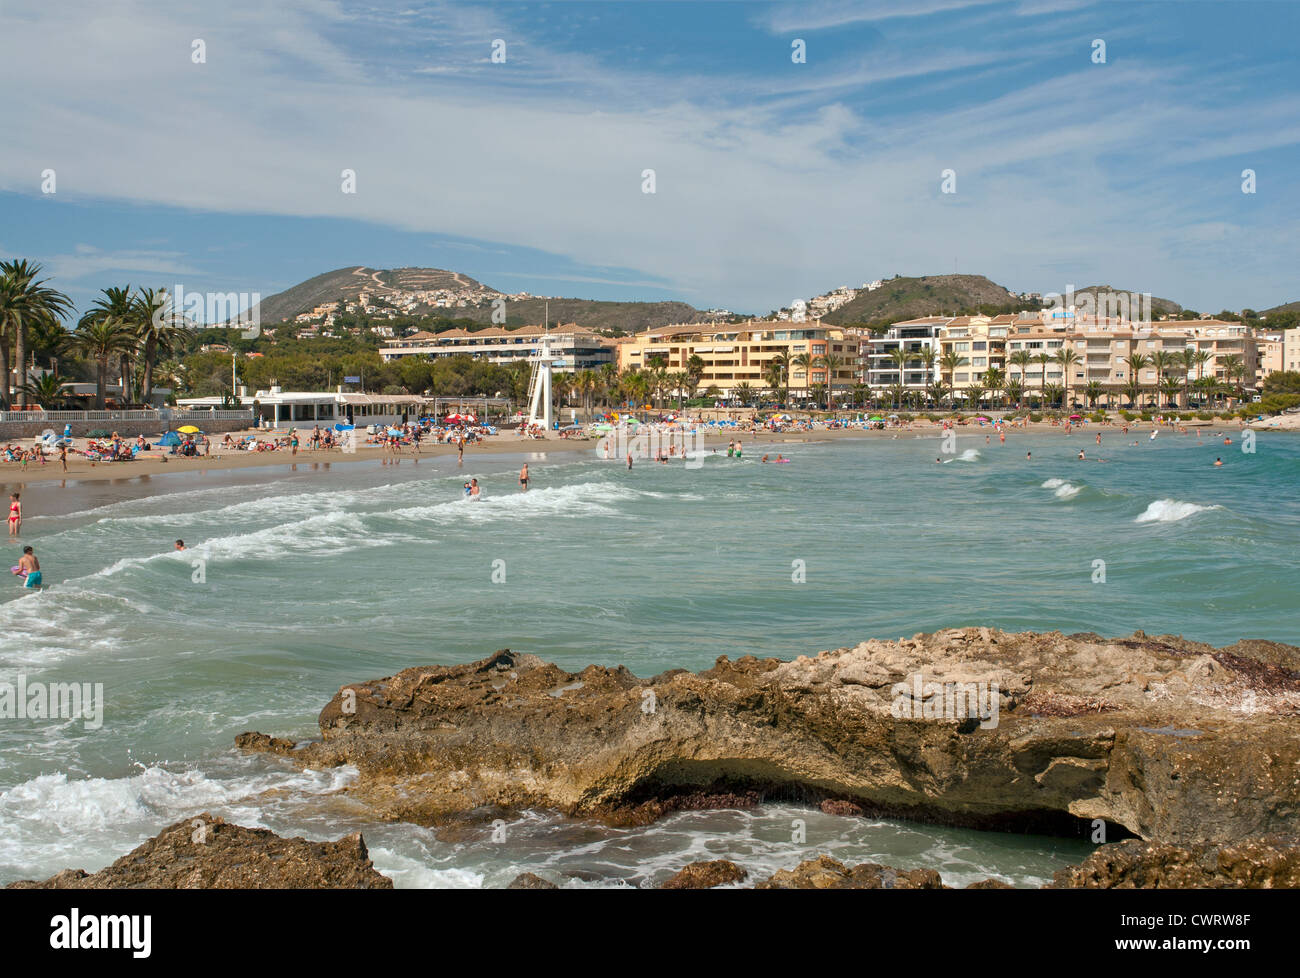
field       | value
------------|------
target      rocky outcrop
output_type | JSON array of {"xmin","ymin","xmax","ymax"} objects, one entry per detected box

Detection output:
[
  {"xmin": 238, "ymin": 629, "xmax": 1300, "ymax": 845},
  {"xmin": 661, "ymin": 860, "xmax": 748, "ymax": 889},
  {"xmin": 507, "ymin": 872, "xmax": 559, "ymax": 889},
  {"xmin": 7, "ymin": 814, "xmax": 392, "ymax": 889},
  {"xmin": 1050, "ymin": 837, "xmax": 1300, "ymax": 889},
  {"xmin": 756, "ymin": 855, "xmax": 945, "ymax": 889}
]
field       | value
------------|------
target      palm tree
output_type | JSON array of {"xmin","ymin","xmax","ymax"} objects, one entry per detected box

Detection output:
[
  {"xmin": 927, "ymin": 380, "xmax": 949, "ymax": 410},
  {"xmin": 850, "ymin": 382, "xmax": 869, "ymax": 409},
  {"xmin": 1193, "ymin": 349, "xmax": 1213, "ymax": 403},
  {"xmin": 1179, "ymin": 347, "xmax": 1197, "ymax": 408},
  {"xmin": 1084, "ymin": 380, "xmax": 1104, "ymax": 408},
  {"xmin": 27, "ymin": 315, "xmax": 71, "ymax": 374},
  {"xmin": 965, "ymin": 383, "xmax": 986, "ymax": 413},
  {"xmin": 685, "ymin": 354, "xmax": 705, "ymax": 396},
  {"xmin": 733, "ymin": 381, "xmax": 755, "ymax": 407},
  {"xmin": 809, "ymin": 382, "xmax": 828, "ymax": 410},
  {"xmin": 1124, "ymin": 353, "xmax": 1150, "ymax": 408},
  {"xmin": 77, "ymin": 287, "xmax": 136, "ymax": 408},
  {"xmin": 916, "ymin": 347, "xmax": 937, "ymax": 390},
  {"xmin": 1150, "ymin": 349, "xmax": 1178, "ymax": 407},
  {"xmin": 818, "ymin": 353, "xmax": 844, "ymax": 410},
  {"xmin": 1159, "ymin": 375, "xmax": 1183, "ymax": 409},
  {"xmin": 763, "ymin": 362, "xmax": 786, "ymax": 408},
  {"xmin": 981, "ymin": 367, "xmax": 1005, "ymax": 409},
  {"xmin": 131, "ymin": 287, "xmax": 185, "ymax": 404},
  {"xmin": 22, "ymin": 372, "xmax": 67, "ymax": 408},
  {"xmin": 1008, "ymin": 350, "xmax": 1034, "ymax": 407},
  {"xmin": 1219, "ymin": 354, "xmax": 1244, "ymax": 403},
  {"xmin": 1042, "ymin": 382, "xmax": 1064, "ymax": 409},
  {"xmin": 791, "ymin": 352, "xmax": 815, "ymax": 405},
  {"xmin": 886, "ymin": 383, "xmax": 905, "ymax": 411},
  {"xmin": 1005, "ymin": 379, "xmax": 1022, "ymax": 409},
  {"xmin": 0, "ymin": 260, "xmax": 73, "ymax": 408},
  {"xmin": 1034, "ymin": 352, "xmax": 1053, "ymax": 406},
  {"xmin": 668, "ymin": 369, "xmax": 691, "ymax": 411},
  {"xmin": 1054, "ymin": 347, "xmax": 1080, "ymax": 410}
]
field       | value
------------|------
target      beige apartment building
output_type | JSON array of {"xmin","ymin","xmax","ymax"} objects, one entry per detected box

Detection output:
[
  {"xmin": 1258, "ymin": 328, "xmax": 1300, "ymax": 384},
  {"xmin": 1000, "ymin": 317, "xmax": 1256, "ymax": 407},
  {"xmin": 616, "ymin": 320, "xmax": 859, "ymax": 401}
]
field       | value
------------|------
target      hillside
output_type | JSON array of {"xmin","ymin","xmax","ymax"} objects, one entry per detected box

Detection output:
[
  {"xmin": 1072, "ymin": 284, "xmax": 1181, "ymax": 318},
  {"xmin": 1261, "ymin": 300, "xmax": 1300, "ymax": 317},
  {"xmin": 248, "ymin": 266, "xmax": 705, "ymax": 333},
  {"xmin": 251, "ymin": 266, "xmax": 495, "ymax": 324},
  {"xmin": 821, "ymin": 274, "xmax": 1022, "ymax": 325},
  {"xmin": 424, "ymin": 297, "xmax": 705, "ymax": 332}
]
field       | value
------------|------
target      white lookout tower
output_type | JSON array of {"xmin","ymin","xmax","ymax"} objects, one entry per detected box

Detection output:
[{"xmin": 525, "ymin": 301, "xmax": 555, "ymax": 432}]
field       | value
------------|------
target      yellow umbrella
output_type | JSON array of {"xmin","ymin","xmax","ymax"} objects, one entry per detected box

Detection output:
[{"xmin": 177, "ymin": 425, "xmax": 202, "ymax": 434}]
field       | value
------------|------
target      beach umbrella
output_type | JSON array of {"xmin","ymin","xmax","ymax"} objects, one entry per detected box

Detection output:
[
  {"xmin": 869, "ymin": 416, "xmax": 884, "ymax": 421},
  {"xmin": 1069, "ymin": 414, "xmax": 1083, "ymax": 420},
  {"xmin": 177, "ymin": 425, "xmax": 203, "ymax": 434}
]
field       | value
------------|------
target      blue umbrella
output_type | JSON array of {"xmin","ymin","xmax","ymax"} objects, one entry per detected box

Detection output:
[{"xmin": 157, "ymin": 431, "xmax": 182, "ymax": 447}]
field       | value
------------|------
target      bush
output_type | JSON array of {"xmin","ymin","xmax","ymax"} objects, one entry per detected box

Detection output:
[
  {"xmin": 1260, "ymin": 393, "xmax": 1300, "ymax": 415},
  {"xmin": 1119, "ymin": 410, "xmax": 1135, "ymax": 421},
  {"xmin": 1197, "ymin": 411, "xmax": 1213, "ymax": 421},
  {"xmin": 1029, "ymin": 412, "xmax": 1043, "ymax": 423},
  {"xmin": 1139, "ymin": 412, "xmax": 1153, "ymax": 422},
  {"xmin": 1089, "ymin": 411, "xmax": 1106, "ymax": 423}
]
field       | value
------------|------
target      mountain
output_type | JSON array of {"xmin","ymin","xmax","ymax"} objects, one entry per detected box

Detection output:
[
  {"xmin": 1070, "ymin": 285, "xmax": 1181, "ymax": 318},
  {"xmin": 820, "ymin": 274, "xmax": 1024, "ymax": 325},
  {"xmin": 249, "ymin": 266, "xmax": 705, "ymax": 333},
  {"xmin": 251, "ymin": 266, "xmax": 495, "ymax": 325},
  {"xmin": 1261, "ymin": 300, "xmax": 1300, "ymax": 317}
]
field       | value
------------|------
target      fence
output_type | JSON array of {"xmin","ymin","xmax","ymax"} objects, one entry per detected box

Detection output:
[{"xmin": 0, "ymin": 409, "xmax": 254, "ymax": 424}]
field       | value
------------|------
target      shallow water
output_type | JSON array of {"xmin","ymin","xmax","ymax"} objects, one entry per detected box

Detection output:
[{"xmin": 1, "ymin": 428, "xmax": 1294, "ymax": 886}]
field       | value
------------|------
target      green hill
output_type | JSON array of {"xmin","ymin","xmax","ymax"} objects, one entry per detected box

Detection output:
[
  {"xmin": 821, "ymin": 274, "xmax": 1023, "ymax": 325},
  {"xmin": 252, "ymin": 266, "xmax": 494, "ymax": 324}
]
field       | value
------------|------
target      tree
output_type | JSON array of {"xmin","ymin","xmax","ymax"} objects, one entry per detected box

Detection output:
[
  {"xmin": 77, "ymin": 287, "xmax": 136, "ymax": 408},
  {"xmin": 1008, "ymin": 350, "xmax": 1034, "ymax": 407},
  {"xmin": 1159, "ymin": 375, "xmax": 1183, "ymax": 409},
  {"xmin": 0, "ymin": 260, "xmax": 73, "ymax": 408},
  {"xmin": 1042, "ymin": 382, "xmax": 1064, "ymax": 409},
  {"xmin": 1034, "ymin": 352, "xmax": 1053, "ymax": 406},
  {"xmin": 966, "ymin": 383, "xmax": 986, "ymax": 412},
  {"xmin": 818, "ymin": 353, "xmax": 844, "ymax": 409},
  {"xmin": 1084, "ymin": 380, "xmax": 1104, "ymax": 408},
  {"xmin": 1219, "ymin": 354, "xmax": 1244, "ymax": 402},
  {"xmin": 1054, "ymin": 347, "xmax": 1080, "ymax": 409},
  {"xmin": 132, "ymin": 287, "xmax": 185, "ymax": 404},
  {"xmin": 22, "ymin": 372, "xmax": 67, "ymax": 408},
  {"xmin": 792, "ymin": 352, "xmax": 816, "ymax": 404},
  {"xmin": 1124, "ymin": 353, "xmax": 1150, "ymax": 408},
  {"xmin": 734, "ymin": 381, "xmax": 755, "ymax": 406},
  {"xmin": 981, "ymin": 367, "xmax": 1005, "ymax": 409},
  {"xmin": 1179, "ymin": 347, "xmax": 1197, "ymax": 408},
  {"xmin": 763, "ymin": 362, "xmax": 786, "ymax": 408}
]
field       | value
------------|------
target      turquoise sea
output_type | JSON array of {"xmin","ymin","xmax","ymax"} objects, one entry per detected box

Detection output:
[{"xmin": 2, "ymin": 427, "xmax": 1296, "ymax": 887}]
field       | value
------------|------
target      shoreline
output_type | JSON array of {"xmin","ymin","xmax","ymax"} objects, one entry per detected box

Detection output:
[{"xmin": 3, "ymin": 416, "xmax": 1274, "ymax": 492}]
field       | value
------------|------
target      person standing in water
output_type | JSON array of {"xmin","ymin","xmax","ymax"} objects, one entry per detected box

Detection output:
[
  {"xmin": 519, "ymin": 463, "xmax": 529, "ymax": 491},
  {"xmin": 626, "ymin": 451, "xmax": 633, "ymax": 470},
  {"xmin": 7, "ymin": 494, "xmax": 20, "ymax": 536},
  {"xmin": 17, "ymin": 546, "xmax": 40, "ymax": 588}
]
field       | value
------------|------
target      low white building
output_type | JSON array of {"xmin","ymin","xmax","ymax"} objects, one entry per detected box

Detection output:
[{"xmin": 178, "ymin": 386, "xmax": 429, "ymax": 428}]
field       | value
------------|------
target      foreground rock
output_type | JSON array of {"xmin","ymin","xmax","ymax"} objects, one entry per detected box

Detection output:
[
  {"xmin": 238, "ymin": 629, "xmax": 1300, "ymax": 844},
  {"xmin": 7, "ymin": 815, "xmax": 392, "ymax": 889},
  {"xmin": 1050, "ymin": 837, "xmax": 1300, "ymax": 889},
  {"xmin": 757, "ymin": 855, "xmax": 945, "ymax": 889},
  {"xmin": 661, "ymin": 860, "xmax": 748, "ymax": 889}
]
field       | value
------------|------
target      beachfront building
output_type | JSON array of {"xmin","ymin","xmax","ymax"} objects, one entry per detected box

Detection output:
[
  {"xmin": 860, "ymin": 317, "xmax": 948, "ymax": 393},
  {"xmin": 1001, "ymin": 317, "xmax": 1258, "ymax": 408},
  {"xmin": 178, "ymin": 386, "xmax": 429, "ymax": 428},
  {"xmin": 937, "ymin": 314, "xmax": 1016, "ymax": 404},
  {"xmin": 615, "ymin": 319, "xmax": 860, "ymax": 403},
  {"xmin": 379, "ymin": 323, "xmax": 614, "ymax": 372}
]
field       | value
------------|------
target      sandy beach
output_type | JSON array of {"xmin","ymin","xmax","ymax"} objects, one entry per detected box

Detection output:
[{"xmin": 0, "ymin": 415, "xmax": 1271, "ymax": 494}]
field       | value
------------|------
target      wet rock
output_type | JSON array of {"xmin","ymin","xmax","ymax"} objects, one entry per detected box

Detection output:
[
  {"xmin": 238, "ymin": 630, "xmax": 1300, "ymax": 844},
  {"xmin": 507, "ymin": 872, "xmax": 558, "ymax": 889},
  {"xmin": 756, "ymin": 855, "xmax": 945, "ymax": 889},
  {"xmin": 7, "ymin": 814, "xmax": 393, "ymax": 889},
  {"xmin": 1050, "ymin": 836, "xmax": 1300, "ymax": 889},
  {"xmin": 661, "ymin": 860, "xmax": 747, "ymax": 889}
]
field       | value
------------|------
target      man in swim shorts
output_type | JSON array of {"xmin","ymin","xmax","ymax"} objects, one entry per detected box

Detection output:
[
  {"xmin": 18, "ymin": 546, "xmax": 40, "ymax": 588},
  {"xmin": 519, "ymin": 463, "xmax": 529, "ymax": 491}
]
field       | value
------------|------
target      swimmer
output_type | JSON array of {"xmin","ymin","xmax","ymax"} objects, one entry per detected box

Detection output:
[
  {"xmin": 16, "ymin": 546, "xmax": 40, "ymax": 588},
  {"xmin": 1077, "ymin": 449, "xmax": 1085, "ymax": 460},
  {"xmin": 1026, "ymin": 451, "xmax": 1032, "ymax": 460},
  {"xmin": 761, "ymin": 454, "xmax": 769, "ymax": 463},
  {"xmin": 174, "ymin": 540, "xmax": 186, "ymax": 551},
  {"xmin": 470, "ymin": 478, "xmax": 481, "ymax": 497},
  {"xmin": 1214, "ymin": 457, "xmax": 1223, "ymax": 466}
]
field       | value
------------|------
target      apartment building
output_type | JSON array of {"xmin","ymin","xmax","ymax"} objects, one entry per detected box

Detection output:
[
  {"xmin": 380, "ymin": 323, "xmax": 615, "ymax": 372},
  {"xmin": 1257, "ymin": 328, "xmax": 1300, "ymax": 384},
  {"xmin": 860, "ymin": 317, "xmax": 948, "ymax": 391},
  {"xmin": 616, "ymin": 320, "xmax": 859, "ymax": 400},
  {"xmin": 938, "ymin": 314, "xmax": 1018, "ymax": 395}
]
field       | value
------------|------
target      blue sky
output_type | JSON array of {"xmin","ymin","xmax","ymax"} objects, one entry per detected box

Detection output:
[{"xmin": 2, "ymin": 0, "xmax": 1297, "ymax": 319}]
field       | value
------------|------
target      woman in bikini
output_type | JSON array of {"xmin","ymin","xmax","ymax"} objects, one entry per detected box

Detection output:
[{"xmin": 7, "ymin": 493, "xmax": 20, "ymax": 536}]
